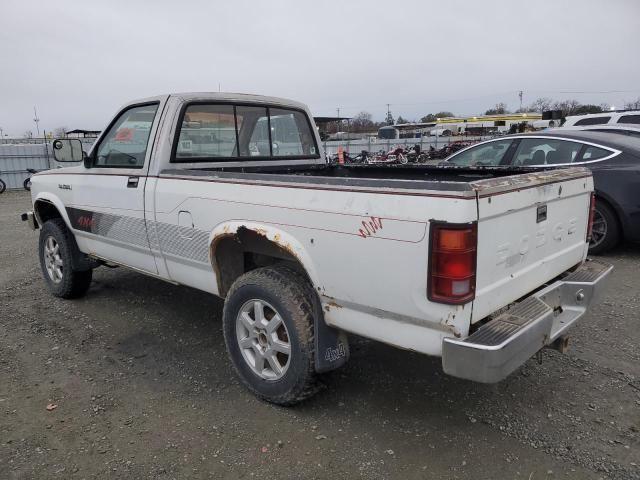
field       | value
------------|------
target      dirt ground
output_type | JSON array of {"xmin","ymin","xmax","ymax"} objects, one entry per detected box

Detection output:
[{"xmin": 1, "ymin": 190, "xmax": 638, "ymax": 480}]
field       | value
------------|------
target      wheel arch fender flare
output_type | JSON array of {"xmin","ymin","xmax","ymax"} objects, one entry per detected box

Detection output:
[
  {"xmin": 208, "ymin": 221, "xmax": 322, "ymax": 289},
  {"xmin": 33, "ymin": 192, "xmax": 72, "ymax": 230}
]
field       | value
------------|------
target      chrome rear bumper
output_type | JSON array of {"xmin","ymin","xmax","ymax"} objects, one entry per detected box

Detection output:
[{"xmin": 442, "ymin": 259, "xmax": 612, "ymax": 383}]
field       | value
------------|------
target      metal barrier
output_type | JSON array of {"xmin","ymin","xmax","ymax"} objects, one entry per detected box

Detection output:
[
  {"xmin": 0, "ymin": 138, "xmax": 94, "ymax": 190},
  {"xmin": 322, "ymin": 135, "xmax": 490, "ymax": 155}
]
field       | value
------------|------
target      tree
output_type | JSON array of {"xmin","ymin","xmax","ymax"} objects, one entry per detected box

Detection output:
[
  {"xmin": 484, "ymin": 102, "xmax": 510, "ymax": 115},
  {"xmin": 396, "ymin": 115, "xmax": 409, "ymax": 124},
  {"xmin": 624, "ymin": 97, "xmax": 640, "ymax": 110},
  {"xmin": 23, "ymin": 130, "xmax": 33, "ymax": 138},
  {"xmin": 420, "ymin": 111, "xmax": 454, "ymax": 123},
  {"xmin": 572, "ymin": 104, "xmax": 603, "ymax": 115},
  {"xmin": 350, "ymin": 111, "xmax": 376, "ymax": 133},
  {"xmin": 528, "ymin": 97, "xmax": 553, "ymax": 113},
  {"xmin": 552, "ymin": 99, "xmax": 581, "ymax": 117}
]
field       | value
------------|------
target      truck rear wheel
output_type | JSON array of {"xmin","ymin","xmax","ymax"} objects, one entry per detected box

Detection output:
[
  {"xmin": 222, "ymin": 265, "xmax": 319, "ymax": 405},
  {"xmin": 39, "ymin": 219, "xmax": 93, "ymax": 299}
]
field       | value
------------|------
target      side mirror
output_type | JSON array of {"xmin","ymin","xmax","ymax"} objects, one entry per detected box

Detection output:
[{"xmin": 52, "ymin": 139, "xmax": 84, "ymax": 163}]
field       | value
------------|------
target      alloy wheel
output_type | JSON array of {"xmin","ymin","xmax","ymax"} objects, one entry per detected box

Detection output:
[
  {"xmin": 43, "ymin": 236, "xmax": 63, "ymax": 283},
  {"xmin": 235, "ymin": 299, "xmax": 291, "ymax": 380}
]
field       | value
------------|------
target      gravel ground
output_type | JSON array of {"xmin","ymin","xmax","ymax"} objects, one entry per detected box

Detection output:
[{"xmin": 1, "ymin": 190, "xmax": 638, "ymax": 480}]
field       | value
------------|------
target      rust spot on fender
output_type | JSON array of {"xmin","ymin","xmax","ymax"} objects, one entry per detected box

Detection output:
[
  {"xmin": 324, "ymin": 300, "xmax": 343, "ymax": 312},
  {"xmin": 441, "ymin": 311, "xmax": 461, "ymax": 338},
  {"xmin": 322, "ymin": 295, "xmax": 343, "ymax": 312},
  {"xmin": 210, "ymin": 225, "xmax": 305, "ymax": 295}
]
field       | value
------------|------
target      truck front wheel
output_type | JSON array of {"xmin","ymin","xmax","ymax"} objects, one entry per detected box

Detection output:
[
  {"xmin": 39, "ymin": 219, "xmax": 93, "ymax": 299},
  {"xmin": 222, "ymin": 265, "xmax": 320, "ymax": 405}
]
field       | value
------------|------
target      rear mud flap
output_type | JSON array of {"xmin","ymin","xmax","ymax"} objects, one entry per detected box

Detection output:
[{"xmin": 311, "ymin": 291, "xmax": 349, "ymax": 373}]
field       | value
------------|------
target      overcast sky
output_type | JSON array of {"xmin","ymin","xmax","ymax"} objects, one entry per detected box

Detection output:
[{"xmin": 1, "ymin": 0, "xmax": 639, "ymax": 136}]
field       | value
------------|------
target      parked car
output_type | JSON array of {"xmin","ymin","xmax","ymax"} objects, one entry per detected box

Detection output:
[
  {"xmin": 23, "ymin": 93, "xmax": 611, "ymax": 405},
  {"xmin": 562, "ymin": 110, "xmax": 640, "ymax": 127},
  {"xmin": 444, "ymin": 130, "xmax": 640, "ymax": 254},
  {"xmin": 557, "ymin": 124, "xmax": 640, "ymax": 138}
]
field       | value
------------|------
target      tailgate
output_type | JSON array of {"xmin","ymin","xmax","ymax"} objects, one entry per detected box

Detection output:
[{"xmin": 470, "ymin": 167, "xmax": 593, "ymax": 323}]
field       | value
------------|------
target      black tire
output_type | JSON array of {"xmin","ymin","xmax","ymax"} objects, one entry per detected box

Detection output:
[
  {"xmin": 222, "ymin": 265, "xmax": 319, "ymax": 405},
  {"xmin": 39, "ymin": 219, "xmax": 93, "ymax": 298},
  {"xmin": 23, "ymin": 177, "xmax": 31, "ymax": 191},
  {"xmin": 0, "ymin": 178, "xmax": 5, "ymax": 194},
  {"xmin": 588, "ymin": 201, "xmax": 620, "ymax": 255}
]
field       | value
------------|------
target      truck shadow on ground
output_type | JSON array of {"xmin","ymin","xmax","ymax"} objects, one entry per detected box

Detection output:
[
  {"xmin": 37, "ymin": 260, "xmax": 637, "ymax": 479},
  {"xmin": 83, "ymin": 264, "xmax": 617, "ymax": 419}
]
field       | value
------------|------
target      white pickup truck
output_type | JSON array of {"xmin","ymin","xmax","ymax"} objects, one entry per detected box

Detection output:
[{"xmin": 23, "ymin": 93, "xmax": 611, "ymax": 405}]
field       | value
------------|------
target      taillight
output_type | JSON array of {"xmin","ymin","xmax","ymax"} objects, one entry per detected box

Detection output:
[
  {"xmin": 428, "ymin": 222, "xmax": 477, "ymax": 304},
  {"xmin": 587, "ymin": 193, "xmax": 596, "ymax": 242}
]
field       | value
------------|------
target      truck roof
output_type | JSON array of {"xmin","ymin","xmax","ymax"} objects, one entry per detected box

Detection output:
[{"xmin": 134, "ymin": 92, "xmax": 309, "ymax": 111}]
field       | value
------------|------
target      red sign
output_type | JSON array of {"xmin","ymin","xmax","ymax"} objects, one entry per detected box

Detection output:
[{"xmin": 114, "ymin": 128, "xmax": 134, "ymax": 142}]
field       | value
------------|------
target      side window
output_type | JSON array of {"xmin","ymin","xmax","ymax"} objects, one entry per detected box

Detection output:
[
  {"xmin": 511, "ymin": 138, "xmax": 584, "ymax": 166},
  {"xmin": 574, "ymin": 116, "xmax": 611, "ymax": 126},
  {"xmin": 617, "ymin": 114, "xmax": 640, "ymax": 124},
  {"xmin": 446, "ymin": 139, "xmax": 512, "ymax": 166},
  {"xmin": 580, "ymin": 145, "xmax": 613, "ymax": 161},
  {"xmin": 175, "ymin": 104, "xmax": 237, "ymax": 159},
  {"xmin": 269, "ymin": 108, "xmax": 317, "ymax": 157},
  {"xmin": 95, "ymin": 104, "xmax": 159, "ymax": 168}
]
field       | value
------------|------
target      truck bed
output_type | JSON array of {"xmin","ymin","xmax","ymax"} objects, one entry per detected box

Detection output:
[{"xmin": 160, "ymin": 164, "xmax": 590, "ymax": 198}]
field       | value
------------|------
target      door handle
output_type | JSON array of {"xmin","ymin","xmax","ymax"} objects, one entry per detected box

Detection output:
[{"xmin": 127, "ymin": 176, "xmax": 139, "ymax": 188}]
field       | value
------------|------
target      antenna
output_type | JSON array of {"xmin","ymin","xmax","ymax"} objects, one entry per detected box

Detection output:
[
  {"xmin": 518, "ymin": 91, "xmax": 523, "ymax": 111},
  {"xmin": 33, "ymin": 106, "xmax": 41, "ymax": 136}
]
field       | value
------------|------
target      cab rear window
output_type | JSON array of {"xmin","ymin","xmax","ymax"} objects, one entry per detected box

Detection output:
[{"xmin": 173, "ymin": 103, "xmax": 319, "ymax": 162}]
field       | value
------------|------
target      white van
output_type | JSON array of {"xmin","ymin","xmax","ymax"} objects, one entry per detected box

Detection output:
[{"xmin": 563, "ymin": 110, "xmax": 640, "ymax": 127}]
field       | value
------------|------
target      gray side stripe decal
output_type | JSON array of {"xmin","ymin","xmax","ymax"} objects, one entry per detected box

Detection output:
[{"xmin": 66, "ymin": 207, "xmax": 210, "ymax": 264}]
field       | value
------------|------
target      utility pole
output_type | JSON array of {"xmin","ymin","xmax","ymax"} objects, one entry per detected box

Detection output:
[
  {"xmin": 33, "ymin": 106, "xmax": 41, "ymax": 137},
  {"xmin": 336, "ymin": 107, "xmax": 340, "ymax": 134},
  {"xmin": 518, "ymin": 91, "xmax": 523, "ymax": 112}
]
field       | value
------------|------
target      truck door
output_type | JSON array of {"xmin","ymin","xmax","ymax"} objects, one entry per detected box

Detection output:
[{"xmin": 67, "ymin": 102, "xmax": 163, "ymax": 274}]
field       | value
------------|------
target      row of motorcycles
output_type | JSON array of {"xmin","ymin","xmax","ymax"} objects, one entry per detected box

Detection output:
[{"xmin": 332, "ymin": 142, "xmax": 474, "ymax": 166}]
